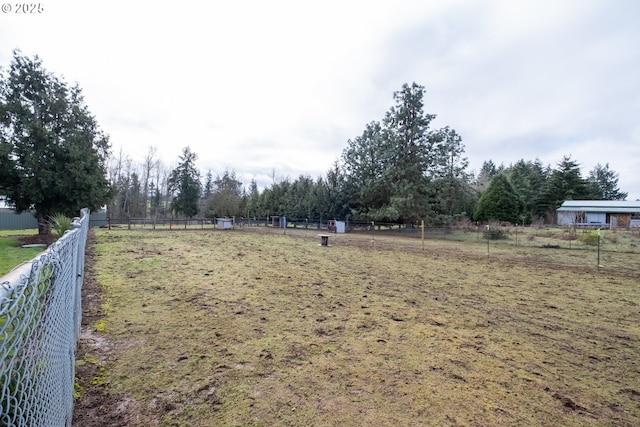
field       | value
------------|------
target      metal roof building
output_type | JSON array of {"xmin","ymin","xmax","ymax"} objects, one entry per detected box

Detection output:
[{"xmin": 556, "ymin": 200, "xmax": 640, "ymax": 227}]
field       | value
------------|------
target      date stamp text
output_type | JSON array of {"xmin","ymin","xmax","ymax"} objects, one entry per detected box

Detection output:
[{"xmin": 2, "ymin": 3, "xmax": 45, "ymax": 13}]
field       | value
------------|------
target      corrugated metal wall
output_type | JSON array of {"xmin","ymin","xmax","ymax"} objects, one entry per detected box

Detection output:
[
  {"xmin": 89, "ymin": 210, "xmax": 108, "ymax": 228},
  {"xmin": 0, "ymin": 209, "xmax": 108, "ymax": 230},
  {"xmin": 0, "ymin": 209, "xmax": 38, "ymax": 229}
]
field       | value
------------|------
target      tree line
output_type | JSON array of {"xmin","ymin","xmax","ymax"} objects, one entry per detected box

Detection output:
[
  {"xmin": 474, "ymin": 157, "xmax": 627, "ymax": 225},
  {"xmin": 0, "ymin": 51, "xmax": 629, "ymax": 234},
  {"xmin": 151, "ymin": 82, "xmax": 626, "ymax": 226},
  {"xmin": 106, "ymin": 144, "xmax": 350, "ymax": 223}
]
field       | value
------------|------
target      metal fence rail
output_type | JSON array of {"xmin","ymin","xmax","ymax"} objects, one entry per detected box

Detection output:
[{"xmin": 0, "ymin": 208, "xmax": 89, "ymax": 427}]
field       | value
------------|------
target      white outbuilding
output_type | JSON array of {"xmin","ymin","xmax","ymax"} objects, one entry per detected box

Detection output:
[
  {"xmin": 216, "ymin": 218, "xmax": 233, "ymax": 229},
  {"xmin": 556, "ymin": 200, "xmax": 640, "ymax": 228}
]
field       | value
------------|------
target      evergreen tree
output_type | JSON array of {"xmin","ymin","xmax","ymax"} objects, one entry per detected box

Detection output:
[
  {"xmin": 0, "ymin": 50, "xmax": 112, "ymax": 234},
  {"xmin": 200, "ymin": 169, "xmax": 214, "ymax": 217},
  {"xmin": 128, "ymin": 172, "xmax": 143, "ymax": 217},
  {"xmin": 431, "ymin": 126, "xmax": 475, "ymax": 221},
  {"xmin": 0, "ymin": 139, "xmax": 19, "ymax": 194},
  {"xmin": 209, "ymin": 168, "xmax": 244, "ymax": 217},
  {"xmin": 257, "ymin": 187, "xmax": 272, "ymax": 218},
  {"xmin": 287, "ymin": 174, "xmax": 316, "ymax": 219},
  {"xmin": 588, "ymin": 163, "xmax": 627, "ymax": 200},
  {"xmin": 381, "ymin": 82, "xmax": 436, "ymax": 222},
  {"xmin": 271, "ymin": 178, "xmax": 291, "ymax": 216},
  {"xmin": 536, "ymin": 156, "xmax": 594, "ymax": 218},
  {"xmin": 475, "ymin": 160, "xmax": 502, "ymax": 192},
  {"xmin": 341, "ymin": 82, "xmax": 471, "ymax": 224},
  {"xmin": 312, "ymin": 176, "xmax": 331, "ymax": 221},
  {"xmin": 203, "ymin": 170, "xmax": 214, "ymax": 199},
  {"xmin": 474, "ymin": 173, "xmax": 525, "ymax": 224},
  {"xmin": 245, "ymin": 178, "xmax": 260, "ymax": 218},
  {"xmin": 324, "ymin": 161, "xmax": 350, "ymax": 220},
  {"xmin": 341, "ymin": 121, "xmax": 389, "ymax": 219},
  {"xmin": 168, "ymin": 146, "xmax": 201, "ymax": 218},
  {"xmin": 506, "ymin": 158, "xmax": 548, "ymax": 223},
  {"xmin": 149, "ymin": 181, "xmax": 161, "ymax": 217}
]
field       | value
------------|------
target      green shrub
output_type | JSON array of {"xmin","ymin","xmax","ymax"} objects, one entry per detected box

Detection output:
[
  {"xmin": 578, "ymin": 232, "xmax": 600, "ymax": 246},
  {"xmin": 49, "ymin": 213, "xmax": 72, "ymax": 238},
  {"xmin": 483, "ymin": 226, "xmax": 508, "ymax": 240}
]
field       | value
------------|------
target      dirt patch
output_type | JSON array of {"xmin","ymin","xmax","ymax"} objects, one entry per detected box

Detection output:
[
  {"xmin": 16, "ymin": 234, "xmax": 57, "ymax": 246},
  {"xmin": 72, "ymin": 231, "xmax": 159, "ymax": 426}
]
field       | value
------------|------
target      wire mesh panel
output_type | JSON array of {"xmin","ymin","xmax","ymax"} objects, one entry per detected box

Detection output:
[{"xmin": 1, "ymin": 209, "xmax": 90, "ymax": 427}]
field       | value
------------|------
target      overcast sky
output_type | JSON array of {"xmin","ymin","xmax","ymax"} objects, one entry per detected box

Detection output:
[{"xmin": 1, "ymin": 0, "xmax": 638, "ymax": 199}]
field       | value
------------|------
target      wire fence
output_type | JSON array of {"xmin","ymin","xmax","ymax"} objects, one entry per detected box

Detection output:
[
  {"xmin": 1, "ymin": 208, "xmax": 90, "ymax": 427},
  {"xmin": 106, "ymin": 216, "xmax": 337, "ymax": 230},
  {"xmin": 106, "ymin": 216, "xmax": 640, "ymax": 252}
]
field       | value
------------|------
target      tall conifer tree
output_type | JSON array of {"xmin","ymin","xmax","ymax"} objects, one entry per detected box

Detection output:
[{"xmin": 0, "ymin": 50, "xmax": 112, "ymax": 233}]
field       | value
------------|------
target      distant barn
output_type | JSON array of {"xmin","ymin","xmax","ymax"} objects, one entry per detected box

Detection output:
[{"xmin": 556, "ymin": 200, "xmax": 640, "ymax": 228}]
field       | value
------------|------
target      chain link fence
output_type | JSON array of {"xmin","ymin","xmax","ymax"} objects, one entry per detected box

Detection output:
[{"xmin": 1, "ymin": 208, "xmax": 90, "ymax": 427}]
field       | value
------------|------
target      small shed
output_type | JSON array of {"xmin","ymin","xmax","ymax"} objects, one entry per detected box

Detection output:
[
  {"xmin": 328, "ymin": 220, "xmax": 346, "ymax": 233},
  {"xmin": 272, "ymin": 216, "xmax": 286, "ymax": 228},
  {"xmin": 216, "ymin": 218, "xmax": 233, "ymax": 229},
  {"xmin": 556, "ymin": 200, "xmax": 640, "ymax": 228}
]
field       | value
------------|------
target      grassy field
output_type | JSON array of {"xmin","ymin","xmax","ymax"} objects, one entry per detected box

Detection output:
[
  {"xmin": 76, "ymin": 227, "xmax": 640, "ymax": 426},
  {"xmin": 0, "ymin": 229, "xmax": 42, "ymax": 276}
]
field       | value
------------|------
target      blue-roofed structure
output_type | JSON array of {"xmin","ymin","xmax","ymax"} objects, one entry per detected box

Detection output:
[{"xmin": 556, "ymin": 200, "xmax": 640, "ymax": 228}]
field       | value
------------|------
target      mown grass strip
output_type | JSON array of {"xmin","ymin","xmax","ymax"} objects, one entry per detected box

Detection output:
[{"xmin": 0, "ymin": 237, "xmax": 44, "ymax": 277}]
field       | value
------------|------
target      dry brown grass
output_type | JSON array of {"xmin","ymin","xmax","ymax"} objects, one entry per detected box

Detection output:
[{"xmin": 80, "ymin": 227, "xmax": 640, "ymax": 426}]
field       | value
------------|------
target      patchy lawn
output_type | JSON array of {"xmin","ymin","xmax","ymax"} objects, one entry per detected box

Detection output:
[
  {"xmin": 0, "ymin": 230, "xmax": 53, "ymax": 276},
  {"xmin": 73, "ymin": 228, "xmax": 640, "ymax": 426}
]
